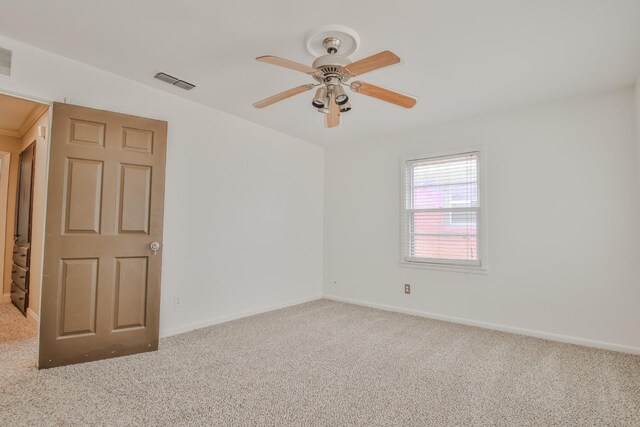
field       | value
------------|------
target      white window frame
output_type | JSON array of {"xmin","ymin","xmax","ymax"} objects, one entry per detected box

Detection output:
[{"xmin": 400, "ymin": 147, "xmax": 488, "ymax": 274}]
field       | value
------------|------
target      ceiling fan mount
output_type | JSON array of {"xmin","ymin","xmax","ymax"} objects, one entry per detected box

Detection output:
[
  {"xmin": 321, "ymin": 36, "xmax": 342, "ymax": 54},
  {"xmin": 253, "ymin": 29, "xmax": 417, "ymax": 128},
  {"xmin": 304, "ymin": 25, "xmax": 360, "ymax": 57}
]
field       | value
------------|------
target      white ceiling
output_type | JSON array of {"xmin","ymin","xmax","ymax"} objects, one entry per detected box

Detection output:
[{"xmin": 0, "ymin": 0, "xmax": 639, "ymax": 145}]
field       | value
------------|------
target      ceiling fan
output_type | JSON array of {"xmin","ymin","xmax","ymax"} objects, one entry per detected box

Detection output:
[{"xmin": 253, "ymin": 36, "xmax": 417, "ymax": 128}]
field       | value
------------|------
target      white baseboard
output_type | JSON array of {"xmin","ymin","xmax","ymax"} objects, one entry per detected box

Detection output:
[
  {"xmin": 324, "ymin": 295, "xmax": 640, "ymax": 355},
  {"xmin": 160, "ymin": 295, "xmax": 323, "ymax": 338},
  {"xmin": 26, "ymin": 307, "xmax": 39, "ymax": 325},
  {"xmin": 1, "ymin": 293, "xmax": 9, "ymax": 304}
]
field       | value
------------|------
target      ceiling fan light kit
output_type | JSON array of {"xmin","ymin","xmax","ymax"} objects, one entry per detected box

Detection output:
[
  {"xmin": 339, "ymin": 102, "xmax": 351, "ymax": 113},
  {"xmin": 331, "ymin": 83, "xmax": 349, "ymax": 105},
  {"xmin": 253, "ymin": 25, "xmax": 417, "ymax": 128},
  {"xmin": 312, "ymin": 87, "xmax": 327, "ymax": 108}
]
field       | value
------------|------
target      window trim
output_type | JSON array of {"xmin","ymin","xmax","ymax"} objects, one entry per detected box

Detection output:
[{"xmin": 399, "ymin": 146, "xmax": 489, "ymax": 274}]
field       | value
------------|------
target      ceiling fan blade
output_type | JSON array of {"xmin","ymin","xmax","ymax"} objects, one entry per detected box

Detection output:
[
  {"xmin": 326, "ymin": 94, "xmax": 341, "ymax": 128},
  {"xmin": 350, "ymin": 81, "xmax": 417, "ymax": 109},
  {"xmin": 344, "ymin": 51, "xmax": 400, "ymax": 76},
  {"xmin": 253, "ymin": 84, "xmax": 315, "ymax": 109},
  {"xmin": 256, "ymin": 55, "xmax": 318, "ymax": 74}
]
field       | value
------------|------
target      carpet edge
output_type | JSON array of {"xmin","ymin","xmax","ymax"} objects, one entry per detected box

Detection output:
[
  {"xmin": 324, "ymin": 295, "xmax": 640, "ymax": 355},
  {"xmin": 160, "ymin": 295, "xmax": 323, "ymax": 338}
]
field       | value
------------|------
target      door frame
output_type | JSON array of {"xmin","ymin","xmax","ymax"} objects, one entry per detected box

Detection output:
[
  {"xmin": 0, "ymin": 150, "xmax": 11, "ymax": 303},
  {"xmin": 15, "ymin": 141, "xmax": 37, "ymax": 316},
  {"xmin": 0, "ymin": 88, "xmax": 53, "ymax": 356}
]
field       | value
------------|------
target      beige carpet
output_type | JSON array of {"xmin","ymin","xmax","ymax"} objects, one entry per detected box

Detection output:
[
  {"xmin": 0, "ymin": 299, "xmax": 639, "ymax": 426},
  {"xmin": 0, "ymin": 302, "xmax": 37, "ymax": 343}
]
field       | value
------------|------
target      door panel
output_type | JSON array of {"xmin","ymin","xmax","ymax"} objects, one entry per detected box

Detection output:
[
  {"xmin": 59, "ymin": 258, "xmax": 99, "ymax": 336},
  {"xmin": 64, "ymin": 158, "xmax": 103, "ymax": 234},
  {"xmin": 118, "ymin": 164, "xmax": 151, "ymax": 233},
  {"xmin": 122, "ymin": 127, "xmax": 153, "ymax": 153},
  {"xmin": 113, "ymin": 257, "xmax": 148, "ymax": 329},
  {"xmin": 69, "ymin": 119, "xmax": 105, "ymax": 147},
  {"xmin": 39, "ymin": 102, "xmax": 167, "ymax": 368}
]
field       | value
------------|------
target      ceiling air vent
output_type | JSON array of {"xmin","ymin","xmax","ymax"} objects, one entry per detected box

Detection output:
[
  {"xmin": 0, "ymin": 47, "xmax": 13, "ymax": 76},
  {"xmin": 154, "ymin": 72, "xmax": 196, "ymax": 91}
]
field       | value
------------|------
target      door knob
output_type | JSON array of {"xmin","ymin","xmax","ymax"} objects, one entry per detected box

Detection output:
[{"xmin": 150, "ymin": 241, "xmax": 160, "ymax": 255}]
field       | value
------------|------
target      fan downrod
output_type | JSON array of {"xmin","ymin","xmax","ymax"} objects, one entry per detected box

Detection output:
[{"xmin": 322, "ymin": 37, "xmax": 342, "ymax": 54}]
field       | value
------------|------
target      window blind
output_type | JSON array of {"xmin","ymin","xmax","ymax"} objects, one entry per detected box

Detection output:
[{"xmin": 403, "ymin": 151, "xmax": 480, "ymax": 266}]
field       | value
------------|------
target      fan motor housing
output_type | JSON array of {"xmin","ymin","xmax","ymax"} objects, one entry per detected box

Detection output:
[{"xmin": 312, "ymin": 54, "xmax": 352, "ymax": 82}]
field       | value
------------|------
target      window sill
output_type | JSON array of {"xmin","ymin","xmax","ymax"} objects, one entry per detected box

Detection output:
[{"xmin": 399, "ymin": 260, "xmax": 489, "ymax": 275}]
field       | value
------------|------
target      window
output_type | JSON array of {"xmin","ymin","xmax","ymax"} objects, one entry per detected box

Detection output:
[{"xmin": 402, "ymin": 151, "xmax": 481, "ymax": 267}]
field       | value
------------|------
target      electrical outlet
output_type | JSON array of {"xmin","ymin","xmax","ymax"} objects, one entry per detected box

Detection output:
[
  {"xmin": 404, "ymin": 284, "xmax": 411, "ymax": 294},
  {"xmin": 173, "ymin": 296, "xmax": 182, "ymax": 308}
]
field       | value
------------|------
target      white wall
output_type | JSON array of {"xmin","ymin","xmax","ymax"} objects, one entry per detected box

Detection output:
[
  {"xmin": 0, "ymin": 151, "xmax": 7, "ymax": 302},
  {"xmin": 636, "ymin": 77, "xmax": 640, "ymax": 189},
  {"xmin": 0, "ymin": 135, "xmax": 20, "ymax": 299},
  {"xmin": 0, "ymin": 35, "xmax": 324, "ymax": 337},
  {"xmin": 324, "ymin": 86, "xmax": 640, "ymax": 351}
]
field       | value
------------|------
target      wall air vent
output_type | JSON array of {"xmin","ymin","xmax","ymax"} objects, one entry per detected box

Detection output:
[
  {"xmin": 0, "ymin": 47, "xmax": 13, "ymax": 76},
  {"xmin": 173, "ymin": 80, "xmax": 196, "ymax": 91},
  {"xmin": 154, "ymin": 72, "xmax": 196, "ymax": 91}
]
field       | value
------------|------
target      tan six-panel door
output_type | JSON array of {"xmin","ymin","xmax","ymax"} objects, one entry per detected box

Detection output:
[{"xmin": 39, "ymin": 102, "xmax": 167, "ymax": 368}]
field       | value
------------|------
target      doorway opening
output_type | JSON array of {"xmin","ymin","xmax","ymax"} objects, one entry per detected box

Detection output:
[{"xmin": 0, "ymin": 91, "xmax": 50, "ymax": 355}]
